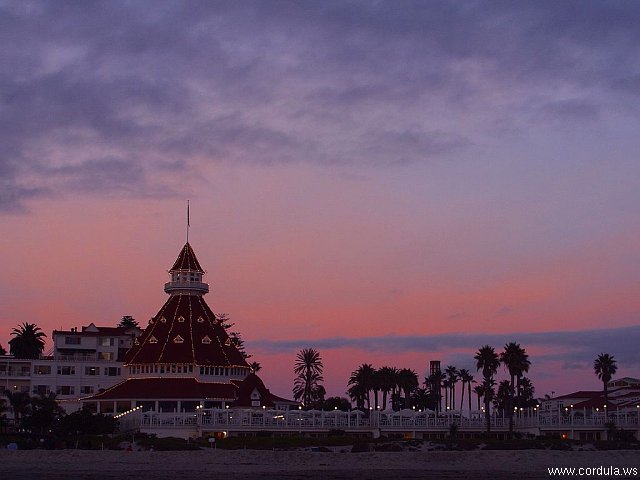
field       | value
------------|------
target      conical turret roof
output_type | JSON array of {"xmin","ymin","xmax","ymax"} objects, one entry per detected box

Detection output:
[
  {"xmin": 124, "ymin": 293, "xmax": 248, "ymax": 367},
  {"xmin": 170, "ymin": 242, "xmax": 204, "ymax": 273}
]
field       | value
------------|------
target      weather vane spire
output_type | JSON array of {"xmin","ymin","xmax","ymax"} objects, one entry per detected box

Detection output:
[{"xmin": 186, "ymin": 200, "xmax": 190, "ymax": 244}]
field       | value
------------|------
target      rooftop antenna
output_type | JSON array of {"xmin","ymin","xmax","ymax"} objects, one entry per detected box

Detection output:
[{"xmin": 186, "ymin": 200, "xmax": 190, "ymax": 244}]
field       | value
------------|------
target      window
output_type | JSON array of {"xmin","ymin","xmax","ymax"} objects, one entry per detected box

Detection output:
[
  {"xmin": 34, "ymin": 365, "xmax": 51, "ymax": 375},
  {"xmin": 57, "ymin": 366, "xmax": 76, "ymax": 375},
  {"xmin": 105, "ymin": 367, "xmax": 121, "ymax": 376},
  {"xmin": 100, "ymin": 337, "xmax": 114, "ymax": 347},
  {"xmin": 33, "ymin": 385, "xmax": 51, "ymax": 395},
  {"xmin": 177, "ymin": 316, "xmax": 185, "ymax": 323},
  {"xmin": 173, "ymin": 335, "xmax": 184, "ymax": 344},
  {"xmin": 65, "ymin": 336, "xmax": 81, "ymax": 345},
  {"xmin": 197, "ymin": 316, "xmax": 204, "ymax": 323},
  {"xmin": 149, "ymin": 336, "xmax": 158, "ymax": 344},
  {"xmin": 202, "ymin": 336, "xmax": 211, "ymax": 344},
  {"xmin": 56, "ymin": 385, "xmax": 74, "ymax": 395},
  {"xmin": 98, "ymin": 352, "xmax": 113, "ymax": 361},
  {"xmin": 80, "ymin": 386, "xmax": 94, "ymax": 394},
  {"xmin": 85, "ymin": 366, "xmax": 100, "ymax": 376}
]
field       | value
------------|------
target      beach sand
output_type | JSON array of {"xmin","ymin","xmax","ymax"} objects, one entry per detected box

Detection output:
[{"xmin": 2, "ymin": 449, "xmax": 639, "ymax": 480}]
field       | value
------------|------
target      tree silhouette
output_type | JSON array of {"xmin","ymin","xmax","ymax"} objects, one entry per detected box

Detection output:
[
  {"xmin": 293, "ymin": 348, "xmax": 324, "ymax": 408},
  {"xmin": 348, "ymin": 364, "xmax": 376, "ymax": 411},
  {"xmin": 249, "ymin": 361, "xmax": 262, "ymax": 373},
  {"xmin": 594, "ymin": 353, "xmax": 617, "ymax": 410},
  {"xmin": 500, "ymin": 342, "xmax": 529, "ymax": 436},
  {"xmin": 117, "ymin": 315, "xmax": 139, "ymax": 329},
  {"xmin": 475, "ymin": 345, "xmax": 500, "ymax": 433},
  {"xmin": 9, "ymin": 323, "xmax": 47, "ymax": 359}
]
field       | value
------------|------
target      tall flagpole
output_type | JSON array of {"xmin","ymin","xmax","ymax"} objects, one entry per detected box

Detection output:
[{"xmin": 186, "ymin": 200, "xmax": 190, "ymax": 244}]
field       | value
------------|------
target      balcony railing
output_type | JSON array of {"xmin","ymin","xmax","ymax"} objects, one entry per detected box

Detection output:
[{"xmin": 128, "ymin": 408, "xmax": 640, "ymax": 432}]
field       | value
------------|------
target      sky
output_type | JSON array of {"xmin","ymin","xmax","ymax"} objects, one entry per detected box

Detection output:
[{"xmin": 1, "ymin": 0, "xmax": 640, "ymax": 401}]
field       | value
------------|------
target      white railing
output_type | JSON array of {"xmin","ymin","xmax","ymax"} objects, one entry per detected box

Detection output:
[{"xmin": 126, "ymin": 408, "xmax": 640, "ymax": 433}]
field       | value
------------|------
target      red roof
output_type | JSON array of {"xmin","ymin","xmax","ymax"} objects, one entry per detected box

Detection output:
[
  {"xmin": 86, "ymin": 378, "xmax": 238, "ymax": 400},
  {"xmin": 553, "ymin": 391, "xmax": 601, "ymax": 400},
  {"xmin": 124, "ymin": 293, "xmax": 249, "ymax": 367},
  {"xmin": 170, "ymin": 242, "xmax": 204, "ymax": 273}
]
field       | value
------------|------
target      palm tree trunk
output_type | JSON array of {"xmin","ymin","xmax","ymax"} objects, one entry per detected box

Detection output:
[
  {"xmin": 468, "ymin": 383, "xmax": 472, "ymax": 413},
  {"xmin": 508, "ymin": 373, "xmax": 515, "ymax": 436},
  {"xmin": 485, "ymin": 394, "xmax": 491, "ymax": 433},
  {"xmin": 452, "ymin": 385, "xmax": 455, "ymax": 411},
  {"xmin": 460, "ymin": 380, "xmax": 465, "ymax": 411}
]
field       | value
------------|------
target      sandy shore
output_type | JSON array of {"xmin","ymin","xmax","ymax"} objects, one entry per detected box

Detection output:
[{"xmin": 2, "ymin": 450, "xmax": 639, "ymax": 480}]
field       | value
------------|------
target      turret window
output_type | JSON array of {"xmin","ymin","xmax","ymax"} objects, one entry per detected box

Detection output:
[{"xmin": 173, "ymin": 335, "xmax": 184, "ymax": 344}]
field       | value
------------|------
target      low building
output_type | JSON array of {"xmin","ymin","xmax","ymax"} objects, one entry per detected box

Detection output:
[{"xmin": 1, "ymin": 323, "xmax": 141, "ymax": 414}]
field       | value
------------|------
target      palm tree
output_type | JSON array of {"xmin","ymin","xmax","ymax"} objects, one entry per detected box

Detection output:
[
  {"xmin": 473, "ymin": 384, "xmax": 485, "ymax": 411},
  {"xmin": 249, "ymin": 361, "xmax": 262, "ymax": 373},
  {"xmin": 500, "ymin": 342, "xmax": 529, "ymax": 435},
  {"xmin": 9, "ymin": 323, "xmax": 47, "ymax": 359},
  {"xmin": 475, "ymin": 345, "xmax": 500, "ymax": 433},
  {"xmin": 594, "ymin": 353, "xmax": 617, "ymax": 410},
  {"xmin": 444, "ymin": 365, "xmax": 459, "ymax": 411},
  {"xmin": 24, "ymin": 392, "xmax": 64, "ymax": 435},
  {"xmin": 347, "ymin": 382, "xmax": 368, "ymax": 410},
  {"xmin": 441, "ymin": 379, "xmax": 450, "ymax": 411},
  {"xmin": 348, "ymin": 364, "xmax": 376, "ymax": 410},
  {"xmin": 494, "ymin": 380, "xmax": 511, "ymax": 416},
  {"xmin": 4, "ymin": 390, "xmax": 31, "ymax": 427},
  {"xmin": 377, "ymin": 366, "xmax": 397, "ymax": 410},
  {"xmin": 397, "ymin": 368, "xmax": 419, "ymax": 409},
  {"xmin": 293, "ymin": 348, "xmax": 324, "ymax": 408},
  {"xmin": 371, "ymin": 370, "xmax": 382, "ymax": 410},
  {"xmin": 518, "ymin": 376, "xmax": 535, "ymax": 407},
  {"xmin": 458, "ymin": 369, "xmax": 473, "ymax": 412}
]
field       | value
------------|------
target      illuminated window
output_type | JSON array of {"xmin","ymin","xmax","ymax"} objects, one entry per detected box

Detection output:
[
  {"xmin": 149, "ymin": 336, "xmax": 158, "ymax": 344},
  {"xmin": 174, "ymin": 335, "xmax": 184, "ymax": 344},
  {"xmin": 177, "ymin": 316, "xmax": 185, "ymax": 323},
  {"xmin": 202, "ymin": 336, "xmax": 211, "ymax": 344}
]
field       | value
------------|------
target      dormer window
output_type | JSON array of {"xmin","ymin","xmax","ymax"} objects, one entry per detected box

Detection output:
[
  {"xmin": 177, "ymin": 316, "xmax": 185, "ymax": 323},
  {"xmin": 202, "ymin": 336, "xmax": 211, "ymax": 344},
  {"xmin": 197, "ymin": 316, "xmax": 204, "ymax": 323},
  {"xmin": 173, "ymin": 335, "xmax": 184, "ymax": 344},
  {"xmin": 149, "ymin": 336, "xmax": 158, "ymax": 344},
  {"xmin": 224, "ymin": 338, "xmax": 232, "ymax": 346},
  {"xmin": 160, "ymin": 317, "xmax": 167, "ymax": 323}
]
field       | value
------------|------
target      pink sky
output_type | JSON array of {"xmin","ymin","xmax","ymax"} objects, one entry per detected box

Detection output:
[{"xmin": 1, "ymin": 2, "xmax": 640, "ymax": 401}]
